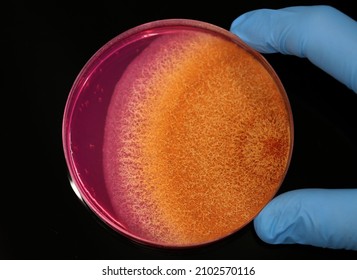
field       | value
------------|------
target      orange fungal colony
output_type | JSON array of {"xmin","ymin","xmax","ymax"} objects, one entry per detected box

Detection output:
[{"xmin": 103, "ymin": 29, "xmax": 292, "ymax": 247}]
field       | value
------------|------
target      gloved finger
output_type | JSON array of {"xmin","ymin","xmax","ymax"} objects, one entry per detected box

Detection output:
[
  {"xmin": 254, "ymin": 188, "xmax": 357, "ymax": 250},
  {"xmin": 230, "ymin": 5, "xmax": 357, "ymax": 93}
]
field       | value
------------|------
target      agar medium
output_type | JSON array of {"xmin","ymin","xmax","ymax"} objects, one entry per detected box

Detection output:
[{"xmin": 62, "ymin": 19, "xmax": 293, "ymax": 248}]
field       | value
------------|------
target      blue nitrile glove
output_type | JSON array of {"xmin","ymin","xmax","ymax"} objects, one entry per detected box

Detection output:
[
  {"xmin": 230, "ymin": 5, "xmax": 357, "ymax": 250},
  {"xmin": 231, "ymin": 5, "xmax": 357, "ymax": 93}
]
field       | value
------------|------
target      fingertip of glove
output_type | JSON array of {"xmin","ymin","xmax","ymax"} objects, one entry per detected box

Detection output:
[
  {"xmin": 253, "ymin": 190, "xmax": 305, "ymax": 245},
  {"xmin": 229, "ymin": 9, "xmax": 282, "ymax": 53},
  {"xmin": 253, "ymin": 203, "xmax": 282, "ymax": 244},
  {"xmin": 229, "ymin": 13, "xmax": 247, "ymax": 33}
]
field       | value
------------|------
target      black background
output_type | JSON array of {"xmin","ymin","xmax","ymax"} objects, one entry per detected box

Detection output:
[{"xmin": 3, "ymin": 0, "xmax": 357, "ymax": 259}]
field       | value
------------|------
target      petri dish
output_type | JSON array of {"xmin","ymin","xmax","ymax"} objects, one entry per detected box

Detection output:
[{"xmin": 62, "ymin": 19, "xmax": 294, "ymax": 248}]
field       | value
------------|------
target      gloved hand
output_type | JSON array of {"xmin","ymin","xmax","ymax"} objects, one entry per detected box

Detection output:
[{"xmin": 230, "ymin": 5, "xmax": 357, "ymax": 250}]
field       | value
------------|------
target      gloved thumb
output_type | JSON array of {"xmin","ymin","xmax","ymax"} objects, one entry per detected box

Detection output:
[
  {"xmin": 230, "ymin": 5, "xmax": 357, "ymax": 93},
  {"xmin": 254, "ymin": 188, "xmax": 357, "ymax": 250}
]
